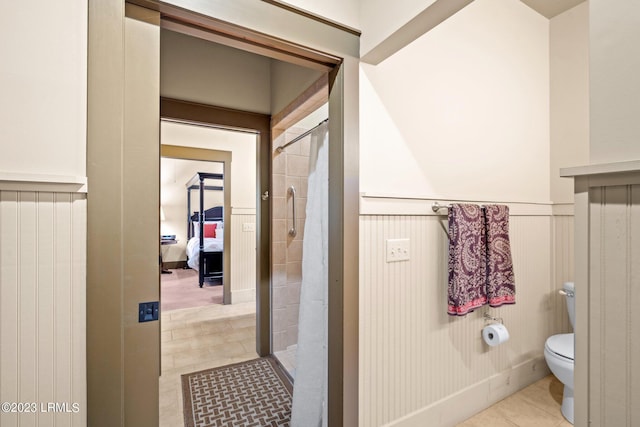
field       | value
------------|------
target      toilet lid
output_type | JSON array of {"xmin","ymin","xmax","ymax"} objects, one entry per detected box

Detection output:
[{"xmin": 546, "ymin": 333, "xmax": 574, "ymax": 360}]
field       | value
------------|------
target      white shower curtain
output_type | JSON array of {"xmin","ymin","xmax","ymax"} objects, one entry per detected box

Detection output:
[{"xmin": 290, "ymin": 121, "xmax": 329, "ymax": 427}]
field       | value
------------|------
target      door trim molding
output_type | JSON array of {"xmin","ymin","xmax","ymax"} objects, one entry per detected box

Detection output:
[{"xmin": 160, "ymin": 97, "xmax": 271, "ymax": 357}]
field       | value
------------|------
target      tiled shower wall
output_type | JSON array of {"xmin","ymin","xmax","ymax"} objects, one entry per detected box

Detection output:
[{"xmin": 272, "ymin": 127, "xmax": 310, "ymax": 352}]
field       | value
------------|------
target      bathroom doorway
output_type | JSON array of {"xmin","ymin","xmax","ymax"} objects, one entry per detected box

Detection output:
[{"xmin": 87, "ymin": 3, "xmax": 359, "ymax": 424}]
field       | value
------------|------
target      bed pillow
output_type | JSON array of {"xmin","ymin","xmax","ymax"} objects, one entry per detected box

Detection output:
[{"xmin": 204, "ymin": 223, "xmax": 217, "ymax": 238}]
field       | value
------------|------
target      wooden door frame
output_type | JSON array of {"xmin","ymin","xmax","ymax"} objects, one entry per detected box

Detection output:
[
  {"xmin": 89, "ymin": 2, "xmax": 359, "ymax": 425},
  {"xmin": 161, "ymin": 98, "xmax": 271, "ymax": 356}
]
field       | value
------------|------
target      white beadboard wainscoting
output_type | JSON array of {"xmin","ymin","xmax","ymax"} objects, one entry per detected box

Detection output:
[
  {"xmin": 229, "ymin": 212, "xmax": 256, "ymax": 303},
  {"xmin": 0, "ymin": 191, "xmax": 86, "ymax": 427},
  {"xmin": 359, "ymin": 196, "xmax": 574, "ymax": 427},
  {"xmin": 586, "ymin": 184, "xmax": 640, "ymax": 426}
]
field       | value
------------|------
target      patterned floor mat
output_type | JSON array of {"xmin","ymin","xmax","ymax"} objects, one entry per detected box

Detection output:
[{"xmin": 181, "ymin": 357, "xmax": 292, "ymax": 427}]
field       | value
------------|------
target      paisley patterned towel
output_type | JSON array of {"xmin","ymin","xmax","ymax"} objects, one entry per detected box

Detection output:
[
  {"xmin": 447, "ymin": 204, "xmax": 487, "ymax": 315},
  {"xmin": 484, "ymin": 205, "xmax": 516, "ymax": 307}
]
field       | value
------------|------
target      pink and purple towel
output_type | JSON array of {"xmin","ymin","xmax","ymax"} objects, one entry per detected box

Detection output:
[
  {"xmin": 447, "ymin": 204, "xmax": 487, "ymax": 316},
  {"xmin": 447, "ymin": 203, "xmax": 515, "ymax": 316},
  {"xmin": 484, "ymin": 204, "xmax": 516, "ymax": 307}
]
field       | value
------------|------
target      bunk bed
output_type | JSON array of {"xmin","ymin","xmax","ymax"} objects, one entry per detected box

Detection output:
[{"xmin": 185, "ymin": 172, "xmax": 224, "ymax": 288}]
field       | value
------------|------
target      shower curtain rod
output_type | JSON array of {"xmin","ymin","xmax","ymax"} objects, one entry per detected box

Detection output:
[{"xmin": 276, "ymin": 118, "xmax": 328, "ymax": 153}]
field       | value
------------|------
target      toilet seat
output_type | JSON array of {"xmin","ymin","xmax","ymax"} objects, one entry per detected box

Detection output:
[{"xmin": 545, "ymin": 333, "xmax": 574, "ymax": 361}]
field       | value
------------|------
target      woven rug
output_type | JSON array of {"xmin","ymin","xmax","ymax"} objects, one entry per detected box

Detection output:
[{"xmin": 181, "ymin": 357, "xmax": 292, "ymax": 427}]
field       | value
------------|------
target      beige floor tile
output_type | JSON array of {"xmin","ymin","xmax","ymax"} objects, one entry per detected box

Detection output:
[
  {"xmin": 458, "ymin": 376, "xmax": 571, "ymax": 427},
  {"xmin": 229, "ymin": 314, "xmax": 256, "ymax": 329},
  {"xmin": 457, "ymin": 408, "xmax": 519, "ymax": 427},
  {"xmin": 222, "ymin": 326, "xmax": 255, "ymax": 343},
  {"xmin": 517, "ymin": 377, "xmax": 565, "ymax": 420},
  {"xmin": 555, "ymin": 419, "xmax": 572, "ymax": 427}
]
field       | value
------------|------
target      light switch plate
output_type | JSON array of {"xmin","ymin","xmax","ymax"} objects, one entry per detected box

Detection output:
[
  {"xmin": 386, "ymin": 238, "xmax": 410, "ymax": 262},
  {"xmin": 242, "ymin": 223, "xmax": 256, "ymax": 232}
]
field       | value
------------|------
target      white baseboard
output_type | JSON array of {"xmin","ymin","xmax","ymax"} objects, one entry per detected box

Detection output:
[
  {"xmin": 231, "ymin": 288, "xmax": 256, "ymax": 304},
  {"xmin": 384, "ymin": 357, "xmax": 551, "ymax": 427}
]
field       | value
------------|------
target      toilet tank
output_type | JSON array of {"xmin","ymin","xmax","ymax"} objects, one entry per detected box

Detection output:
[{"xmin": 564, "ymin": 281, "xmax": 575, "ymax": 329}]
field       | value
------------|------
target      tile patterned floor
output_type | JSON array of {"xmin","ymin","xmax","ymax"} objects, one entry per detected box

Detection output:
[
  {"xmin": 159, "ymin": 302, "xmax": 258, "ymax": 427},
  {"xmin": 457, "ymin": 375, "xmax": 572, "ymax": 427}
]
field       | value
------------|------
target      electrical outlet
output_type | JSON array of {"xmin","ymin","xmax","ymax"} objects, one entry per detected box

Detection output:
[
  {"xmin": 386, "ymin": 238, "xmax": 410, "ymax": 262},
  {"xmin": 242, "ymin": 223, "xmax": 256, "ymax": 232}
]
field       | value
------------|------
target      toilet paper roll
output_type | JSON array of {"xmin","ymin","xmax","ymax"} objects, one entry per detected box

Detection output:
[{"xmin": 482, "ymin": 323, "xmax": 510, "ymax": 346}]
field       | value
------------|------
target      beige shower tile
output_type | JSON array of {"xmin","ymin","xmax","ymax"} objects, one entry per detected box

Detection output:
[
  {"xmin": 273, "ymin": 219, "xmax": 286, "ymax": 242},
  {"xmin": 284, "ymin": 139, "xmax": 301, "ymax": 155},
  {"xmin": 272, "ymin": 174, "xmax": 286, "ymax": 197},
  {"xmin": 295, "ymin": 196, "xmax": 307, "ymax": 219},
  {"xmin": 287, "ymin": 239, "xmax": 303, "ymax": 263},
  {"xmin": 272, "ymin": 331, "xmax": 287, "ymax": 352},
  {"xmin": 286, "ymin": 326, "xmax": 298, "ymax": 347},
  {"xmin": 273, "ymin": 307, "xmax": 287, "ymax": 330},
  {"xmin": 286, "ymin": 176, "xmax": 301, "ymax": 194},
  {"xmin": 272, "ymin": 285, "xmax": 287, "ymax": 309},
  {"xmin": 273, "ymin": 242, "xmax": 286, "ymax": 265},
  {"xmin": 298, "ymin": 177, "xmax": 309, "ymax": 198},
  {"xmin": 287, "ymin": 155, "xmax": 309, "ymax": 177},
  {"xmin": 272, "ymin": 263, "xmax": 287, "ymax": 287},
  {"xmin": 273, "ymin": 196, "xmax": 286, "ymax": 220},
  {"xmin": 299, "ymin": 137, "xmax": 311, "ymax": 157},
  {"xmin": 286, "ymin": 282, "xmax": 301, "ymax": 306},
  {"xmin": 294, "ymin": 219, "xmax": 306, "ymax": 241},
  {"xmin": 285, "ymin": 304, "xmax": 299, "ymax": 327},
  {"xmin": 272, "ymin": 151, "xmax": 286, "ymax": 174},
  {"xmin": 286, "ymin": 262, "xmax": 302, "ymax": 284}
]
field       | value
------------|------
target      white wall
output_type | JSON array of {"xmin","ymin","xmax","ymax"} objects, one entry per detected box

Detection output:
[
  {"xmin": 161, "ymin": 29, "xmax": 271, "ymax": 114},
  {"xmin": 161, "ymin": 121, "xmax": 256, "ymax": 210},
  {"xmin": 280, "ymin": 0, "xmax": 360, "ymax": 30},
  {"xmin": 590, "ymin": 0, "xmax": 640, "ymax": 163},
  {"xmin": 360, "ymin": 0, "xmax": 437, "ymax": 56},
  {"xmin": 360, "ymin": 0, "xmax": 550, "ymax": 203},
  {"xmin": 0, "ymin": 3, "xmax": 87, "ymax": 425},
  {"xmin": 550, "ymin": 3, "xmax": 590, "ymax": 204},
  {"xmin": 0, "ymin": 1, "xmax": 86, "ymax": 178}
]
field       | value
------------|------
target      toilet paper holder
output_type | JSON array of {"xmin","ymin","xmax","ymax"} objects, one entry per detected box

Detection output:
[{"xmin": 483, "ymin": 312, "xmax": 504, "ymax": 324}]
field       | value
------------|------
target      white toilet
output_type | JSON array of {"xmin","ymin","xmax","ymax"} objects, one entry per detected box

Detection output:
[{"xmin": 544, "ymin": 281, "xmax": 575, "ymax": 424}]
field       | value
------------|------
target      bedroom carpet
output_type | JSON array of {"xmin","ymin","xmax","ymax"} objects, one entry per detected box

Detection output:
[
  {"xmin": 181, "ymin": 357, "xmax": 292, "ymax": 427},
  {"xmin": 161, "ymin": 268, "xmax": 223, "ymax": 312}
]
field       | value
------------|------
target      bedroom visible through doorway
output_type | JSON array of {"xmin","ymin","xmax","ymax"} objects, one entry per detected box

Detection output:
[
  {"xmin": 160, "ymin": 158, "xmax": 225, "ymax": 311},
  {"xmin": 160, "ymin": 120, "xmax": 258, "ymax": 311}
]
